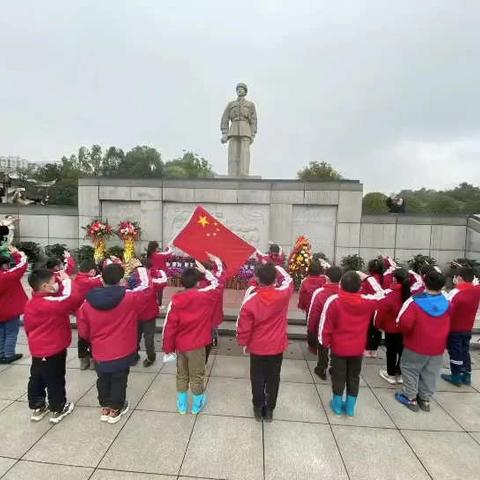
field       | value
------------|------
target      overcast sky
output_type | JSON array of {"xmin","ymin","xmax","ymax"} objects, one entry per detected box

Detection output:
[{"xmin": 1, "ymin": 1, "xmax": 479, "ymax": 193}]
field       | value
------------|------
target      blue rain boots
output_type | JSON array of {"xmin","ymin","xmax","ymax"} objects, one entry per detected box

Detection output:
[
  {"xmin": 191, "ymin": 393, "xmax": 207, "ymax": 415},
  {"xmin": 441, "ymin": 373, "xmax": 462, "ymax": 387},
  {"xmin": 345, "ymin": 395, "xmax": 357, "ymax": 417},
  {"xmin": 461, "ymin": 372, "xmax": 471, "ymax": 386},
  {"xmin": 330, "ymin": 394, "xmax": 343, "ymax": 415},
  {"xmin": 177, "ymin": 392, "xmax": 188, "ymax": 415}
]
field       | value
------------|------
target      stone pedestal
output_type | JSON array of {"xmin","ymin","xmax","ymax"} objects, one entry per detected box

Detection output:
[{"xmin": 78, "ymin": 177, "xmax": 363, "ymax": 261}]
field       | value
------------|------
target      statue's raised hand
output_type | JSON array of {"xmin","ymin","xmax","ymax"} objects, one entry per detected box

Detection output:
[{"xmin": 220, "ymin": 134, "xmax": 228, "ymax": 144}]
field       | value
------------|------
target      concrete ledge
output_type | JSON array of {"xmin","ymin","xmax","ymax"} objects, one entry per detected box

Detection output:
[{"xmin": 0, "ymin": 205, "xmax": 78, "ymax": 216}]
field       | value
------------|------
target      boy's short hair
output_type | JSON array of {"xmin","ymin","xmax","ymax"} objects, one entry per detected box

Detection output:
[
  {"xmin": 181, "ymin": 268, "xmax": 199, "ymax": 289},
  {"xmin": 45, "ymin": 257, "xmax": 62, "ymax": 270},
  {"xmin": 256, "ymin": 262, "xmax": 277, "ymax": 286},
  {"xmin": 28, "ymin": 269, "xmax": 54, "ymax": 291},
  {"xmin": 79, "ymin": 258, "xmax": 97, "ymax": 273},
  {"xmin": 424, "ymin": 269, "xmax": 446, "ymax": 292},
  {"xmin": 102, "ymin": 263, "xmax": 125, "ymax": 285},
  {"xmin": 308, "ymin": 261, "xmax": 322, "ymax": 276},
  {"xmin": 367, "ymin": 258, "xmax": 384, "ymax": 275},
  {"xmin": 455, "ymin": 266, "xmax": 474, "ymax": 283},
  {"xmin": 269, "ymin": 243, "xmax": 280, "ymax": 254},
  {"xmin": 326, "ymin": 266, "xmax": 343, "ymax": 283},
  {"xmin": 340, "ymin": 271, "xmax": 362, "ymax": 293}
]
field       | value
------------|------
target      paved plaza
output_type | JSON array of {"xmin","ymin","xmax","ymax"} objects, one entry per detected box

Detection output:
[{"xmin": 0, "ymin": 328, "xmax": 479, "ymax": 480}]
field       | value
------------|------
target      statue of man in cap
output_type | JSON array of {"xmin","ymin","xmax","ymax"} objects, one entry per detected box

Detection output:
[{"xmin": 220, "ymin": 83, "xmax": 257, "ymax": 177}]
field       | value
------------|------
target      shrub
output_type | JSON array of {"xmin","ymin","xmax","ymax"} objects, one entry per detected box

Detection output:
[
  {"xmin": 448, "ymin": 258, "xmax": 480, "ymax": 277},
  {"xmin": 44, "ymin": 243, "xmax": 67, "ymax": 259},
  {"xmin": 13, "ymin": 241, "xmax": 42, "ymax": 264},
  {"xmin": 74, "ymin": 245, "xmax": 94, "ymax": 263},
  {"xmin": 407, "ymin": 254, "xmax": 437, "ymax": 274},
  {"xmin": 341, "ymin": 254, "xmax": 365, "ymax": 272},
  {"xmin": 107, "ymin": 245, "xmax": 124, "ymax": 259}
]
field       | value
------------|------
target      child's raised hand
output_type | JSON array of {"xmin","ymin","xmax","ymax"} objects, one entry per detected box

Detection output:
[{"xmin": 195, "ymin": 260, "xmax": 206, "ymax": 274}]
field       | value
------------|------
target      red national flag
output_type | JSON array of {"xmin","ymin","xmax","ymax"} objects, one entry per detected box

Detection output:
[{"xmin": 172, "ymin": 206, "xmax": 255, "ymax": 278}]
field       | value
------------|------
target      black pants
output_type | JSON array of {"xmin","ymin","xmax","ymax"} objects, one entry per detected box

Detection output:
[
  {"xmin": 385, "ymin": 333, "xmax": 403, "ymax": 376},
  {"xmin": 366, "ymin": 318, "xmax": 382, "ymax": 351},
  {"xmin": 317, "ymin": 344, "xmax": 329, "ymax": 373},
  {"xmin": 447, "ymin": 332, "xmax": 472, "ymax": 375},
  {"xmin": 331, "ymin": 353, "xmax": 363, "ymax": 397},
  {"xmin": 28, "ymin": 349, "xmax": 67, "ymax": 412},
  {"xmin": 250, "ymin": 353, "xmax": 283, "ymax": 410},
  {"xmin": 78, "ymin": 337, "xmax": 91, "ymax": 359},
  {"xmin": 137, "ymin": 319, "xmax": 156, "ymax": 361},
  {"xmin": 96, "ymin": 368, "xmax": 129, "ymax": 410}
]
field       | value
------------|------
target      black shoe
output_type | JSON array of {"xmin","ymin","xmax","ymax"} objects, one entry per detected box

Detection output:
[
  {"xmin": 253, "ymin": 406, "xmax": 263, "ymax": 421},
  {"xmin": 3, "ymin": 353, "xmax": 23, "ymax": 364},
  {"xmin": 416, "ymin": 396, "xmax": 431, "ymax": 412},
  {"xmin": 314, "ymin": 366, "xmax": 327, "ymax": 381},
  {"xmin": 263, "ymin": 407, "xmax": 273, "ymax": 422},
  {"xmin": 143, "ymin": 357, "xmax": 155, "ymax": 367}
]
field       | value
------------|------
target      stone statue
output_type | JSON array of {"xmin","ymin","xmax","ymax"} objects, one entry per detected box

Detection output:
[{"xmin": 220, "ymin": 83, "xmax": 257, "ymax": 177}]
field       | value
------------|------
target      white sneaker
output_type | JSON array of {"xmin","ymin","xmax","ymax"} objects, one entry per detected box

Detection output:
[
  {"xmin": 379, "ymin": 369, "xmax": 397, "ymax": 385},
  {"xmin": 396, "ymin": 375, "xmax": 403, "ymax": 384},
  {"xmin": 100, "ymin": 407, "xmax": 111, "ymax": 422},
  {"xmin": 49, "ymin": 402, "xmax": 74, "ymax": 424},
  {"xmin": 107, "ymin": 401, "xmax": 129, "ymax": 424},
  {"xmin": 31, "ymin": 404, "xmax": 49, "ymax": 422}
]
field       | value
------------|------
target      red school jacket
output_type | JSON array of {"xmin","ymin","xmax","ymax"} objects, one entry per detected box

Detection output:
[
  {"xmin": 24, "ymin": 279, "xmax": 83, "ymax": 357},
  {"xmin": 319, "ymin": 289, "xmax": 386, "ymax": 357},
  {"xmin": 236, "ymin": 266, "xmax": 294, "ymax": 355},
  {"xmin": 149, "ymin": 248, "xmax": 173, "ymax": 271},
  {"xmin": 72, "ymin": 272, "xmax": 103, "ymax": 299},
  {"xmin": 162, "ymin": 270, "xmax": 221, "ymax": 354},
  {"xmin": 374, "ymin": 285, "xmax": 405, "ymax": 334},
  {"xmin": 307, "ymin": 282, "xmax": 339, "ymax": 336},
  {"xmin": 298, "ymin": 275, "xmax": 327, "ymax": 312},
  {"xmin": 140, "ymin": 269, "xmax": 168, "ymax": 321},
  {"xmin": 77, "ymin": 267, "xmax": 150, "ymax": 362},
  {"xmin": 446, "ymin": 282, "xmax": 480, "ymax": 333},
  {"xmin": 396, "ymin": 293, "xmax": 450, "ymax": 356},
  {"xmin": 197, "ymin": 258, "xmax": 226, "ymax": 328},
  {"xmin": 0, "ymin": 251, "xmax": 28, "ymax": 322}
]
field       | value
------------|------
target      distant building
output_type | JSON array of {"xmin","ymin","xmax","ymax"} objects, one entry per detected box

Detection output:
[{"xmin": 0, "ymin": 155, "xmax": 30, "ymax": 173}]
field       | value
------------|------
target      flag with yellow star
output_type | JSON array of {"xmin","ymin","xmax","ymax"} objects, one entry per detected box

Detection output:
[{"xmin": 172, "ymin": 206, "xmax": 255, "ymax": 278}]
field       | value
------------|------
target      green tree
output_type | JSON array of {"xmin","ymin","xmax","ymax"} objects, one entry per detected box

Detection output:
[
  {"xmin": 114, "ymin": 146, "xmax": 163, "ymax": 178},
  {"xmin": 164, "ymin": 152, "xmax": 214, "ymax": 178},
  {"xmin": 362, "ymin": 192, "xmax": 389, "ymax": 214},
  {"xmin": 297, "ymin": 161, "xmax": 342, "ymax": 181}
]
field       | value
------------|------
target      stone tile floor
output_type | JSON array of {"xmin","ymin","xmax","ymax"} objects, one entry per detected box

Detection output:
[{"xmin": 1, "ymin": 329, "xmax": 480, "ymax": 479}]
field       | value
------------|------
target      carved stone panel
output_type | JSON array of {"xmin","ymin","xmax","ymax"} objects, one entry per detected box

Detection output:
[{"xmin": 163, "ymin": 203, "xmax": 269, "ymax": 248}]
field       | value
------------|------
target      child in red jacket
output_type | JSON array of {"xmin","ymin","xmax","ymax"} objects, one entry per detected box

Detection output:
[
  {"xmin": 0, "ymin": 247, "xmax": 28, "ymax": 364},
  {"xmin": 320, "ymin": 271, "xmax": 386, "ymax": 417},
  {"xmin": 395, "ymin": 269, "xmax": 450, "ymax": 412},
  {"xmin": 129, "ymin": 262, "xmax": 168, "ymax": 368},
  {"xmin": 198, "ymin": 256, "xmax": 226, "ymax": 361},
  {"xmin": 77, "ymin": 263, "xmax": 149, "ymax": 424},
  {"xmin": 306, "ymin": 266, "xmax": 342, "ymax": 380},
  {"xmin": 441, "ymin": 267, "xmax": 480, "ymax": 386},
  {"xmin": 376, "ymin": 268, "xmax": 412, "ymax": 385},
  {"xmin": 298, "ymin": 260, "xmax": 327, "ymax": 313},
  {"xmin": 24, "ymin": 269, "xmax": 82, "ymax": 424},
  {"xmin": 73, "ymin": 258, "xmax": 103, "ymax": 370},
  {"xmin": 162, "ymin": 262, "xmax": 221, "ymax": 415},
  {"xmin": 361, "ymin": 258, "xmax": 385, "ymax": 358},
  {"xmin": 237, "ymin": 263, "xmax": 294, "ymax": 422}
]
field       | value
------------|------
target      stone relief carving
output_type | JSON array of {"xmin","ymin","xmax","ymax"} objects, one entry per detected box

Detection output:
[{"xmin": 163, "ymin": 203, "xmax": 269, "ymax": 248}]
